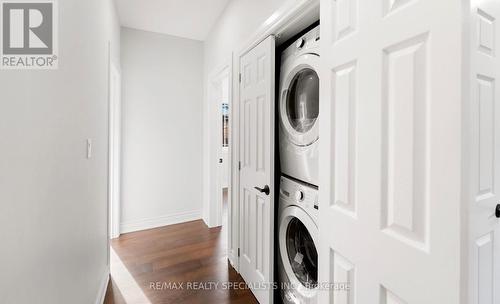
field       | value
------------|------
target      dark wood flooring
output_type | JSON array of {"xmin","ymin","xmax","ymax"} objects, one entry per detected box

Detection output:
[{"xmin": 104, "ymin": 218, "xmax": 258, "ymax": 304}]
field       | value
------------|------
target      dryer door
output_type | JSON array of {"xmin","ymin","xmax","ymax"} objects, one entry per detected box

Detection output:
[
  {"xmin": 280, "ymin": 54, "xmax": 320, "ymax": 147},
  {"xmin": 279, "ymin": 205, "xmax": 318, "ymax": 300}
]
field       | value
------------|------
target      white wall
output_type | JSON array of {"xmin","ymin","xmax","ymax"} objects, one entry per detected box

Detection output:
[
  {"xmin": 202, "ymin": 0, "xmax": 296, "ymax": 226},
  {"xmin": 0, "ymin": 0, "xmax": 120, "ymax": 303},
  {"xmin": 204, "ymin": 0, "xmax": 293, "ymax": 73},
  {"xmin": 120, "ymin": 28, "xmax": 204, "ymax": 233}
]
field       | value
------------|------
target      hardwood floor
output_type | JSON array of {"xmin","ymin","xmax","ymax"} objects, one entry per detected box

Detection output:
[{"xmin": 104, "ymin": 210, "xmax": 258, "ymax": 304}]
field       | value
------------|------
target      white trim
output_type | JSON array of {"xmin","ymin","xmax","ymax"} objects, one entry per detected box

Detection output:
[
  {"xmin": 205, "ymin": 62, "xmax": 233, "ymax": 228},
  {"xmin": 206, "ymin": 59, "xmax": 238, "ymax": 268},
  {"xmin": 95, "ymin": 268, "xmax": 110, "ymax": 304},
  {"xmin": 235, "ymin": 0, "xmax": 319, "ymax": 57},
  {"xmin": 108, "ymin": 62, "xmax": 121, "ymax": 240},
  {"xmin": 106, "ymin": 41, "xmax": 111, "ymax": 273},
  {"xmin": 120, "ymin": 210, "xmax": 202, "ymax": 233}
]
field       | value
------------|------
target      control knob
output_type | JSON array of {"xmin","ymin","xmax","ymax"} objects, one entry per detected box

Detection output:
[
  {"xmin": 296, "ymin": 38, "xmax": 305, "ymax": 49},
  {"xmin": 295, "ymin": 190, "xmax": 304, "ymax": 202}
]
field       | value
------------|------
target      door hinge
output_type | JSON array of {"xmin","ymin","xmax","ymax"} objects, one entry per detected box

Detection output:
[
  {"xmin": 238, "ymin": 248, "xmax": 240, "ymax": 257},
  {"xmin": 239, "ymin": 73, "xmax": 242, "ymax": 83},
  {"xmin": 238, "ymin": 161, "xmax": 241, "ymax": 170}
]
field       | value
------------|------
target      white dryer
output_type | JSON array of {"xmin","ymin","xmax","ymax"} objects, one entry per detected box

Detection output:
[
  {"xmin": 278, "ymin": 176, "xmax": 318, "ymax": 304},
  {"xmin": 279, "ymin": 26, "xmax": 320, "ymax": 186}
]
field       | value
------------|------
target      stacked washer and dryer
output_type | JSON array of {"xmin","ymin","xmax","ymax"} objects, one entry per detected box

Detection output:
[{"xmin": 277, "ymin": 25, "xmax": 320, "ymax": 304}]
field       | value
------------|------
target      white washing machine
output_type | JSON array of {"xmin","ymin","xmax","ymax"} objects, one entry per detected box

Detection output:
[
  {"xmin": 278, "ymin": 176, "xmax": 318, "ymax": 304},
  {"xmin": 279, "ymin": 26, "xmax": 320, "ymax": 186}
]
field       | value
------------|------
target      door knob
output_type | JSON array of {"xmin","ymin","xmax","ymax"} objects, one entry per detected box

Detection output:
[
  {"xmin": 496, "ymin": 204, "xmax": 500, "ymax": 218},
  {"xmin": 254, "ymin": 185, "xmax": 270, "ymax": 196}
]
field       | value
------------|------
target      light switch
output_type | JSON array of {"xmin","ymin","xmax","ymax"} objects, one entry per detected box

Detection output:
[{"xmin": 87, "ymin": 139, "xmax": 92, "ymax": 159}]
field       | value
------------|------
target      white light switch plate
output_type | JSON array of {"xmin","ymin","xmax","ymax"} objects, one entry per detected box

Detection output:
[{"xmin": 87, "ymin": 139, "xmax": 92, "ymax": 159}]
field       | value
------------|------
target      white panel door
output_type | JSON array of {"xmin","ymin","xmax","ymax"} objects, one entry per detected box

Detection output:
[
  {"xmin": 469, "ymin": 0, "xmax": 500, "ymax": 303},
  {"xmin": 239, "ymin": 35, "xmax": 275, "ymax": 304},
  {"xmin": 318, "ymin": 0, "xmax": 463, "ymax": 303}
]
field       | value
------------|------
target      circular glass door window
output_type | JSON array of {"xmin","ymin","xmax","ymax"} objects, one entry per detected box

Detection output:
[
  {"xmin": 286, "ymin": 68, "xmax": 319, "ymax": 134},
  {"xmin": 286, "ymin": 217, "xmax": 318, "ymax": 288}
]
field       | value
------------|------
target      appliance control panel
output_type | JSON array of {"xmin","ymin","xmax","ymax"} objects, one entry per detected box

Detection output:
[
  {"xmin": 281, "ymin": 25, "xmax": 320, "ymax": 61},
  {"xmin": 280, "ymin": 176, "xmax": 318, "ymax": 211},
  {"xmin": 295, "ymin": 26, "xmax": 319, "ymax": 50}
]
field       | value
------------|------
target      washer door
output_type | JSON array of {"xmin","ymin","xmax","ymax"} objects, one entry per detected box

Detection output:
[
  {"xmin": 279, "ymin": 205, "xmax": 318, "ymax": 298},
  {"xmin": 280, "ymin": 54, "xmax": 320, "ymax": 147}
]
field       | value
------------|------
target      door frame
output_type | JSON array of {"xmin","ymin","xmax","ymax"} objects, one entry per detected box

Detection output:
[
  {"xmin": 206, "ymin": 62, "xmax": 233, "ymax": 229},
  {"xmin": 108, "ymin": 61, "xmax": 121, "ymax": 240},
  {"xmin": 231, "ymin": 0, "xmax": 319, "ymax": 275}
]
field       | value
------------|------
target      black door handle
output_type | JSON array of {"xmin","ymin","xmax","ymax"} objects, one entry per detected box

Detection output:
[
  {"xmin": 496, "ymin": 204, "xmax": 500, "ymax": 218},
  {"xmin": 219, "ymin": 158, "xmax": 223, "ymax": 163},
  {"xmin": 254, "ymin": 185, "xmax": 270, "ymax": 196}
]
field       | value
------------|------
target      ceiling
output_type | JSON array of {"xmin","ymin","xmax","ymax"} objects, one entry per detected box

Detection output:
[{"xmin": 115, "ymin": 0, "xmax": 230, "ymax": 41}]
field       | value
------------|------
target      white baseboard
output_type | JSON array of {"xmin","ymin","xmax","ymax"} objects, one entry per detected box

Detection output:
[
  {"xmin": 95, "ymin": 267, "xmax": 110, "ymax": 304},
  {"xmin": 120, "ymin": 209, "xmax": 202, "ymax": 233},
  {"xmin": 202, "ymin": 215, "xmax": 210, "ymax": 228}
]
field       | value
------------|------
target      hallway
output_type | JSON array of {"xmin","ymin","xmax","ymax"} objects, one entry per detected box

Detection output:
[{"xmin": 104, "ymin": 196, "xmax": 256, "ymax": 304}]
